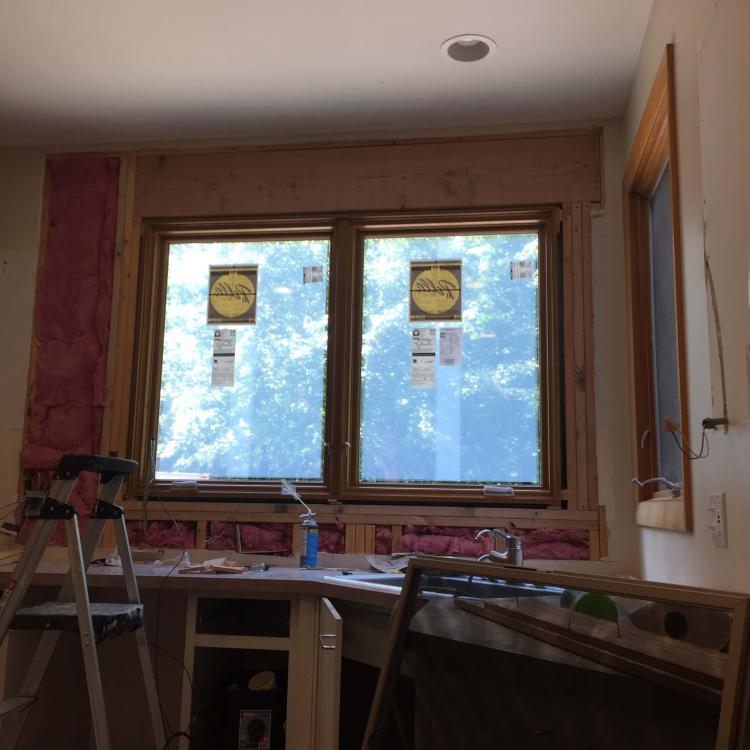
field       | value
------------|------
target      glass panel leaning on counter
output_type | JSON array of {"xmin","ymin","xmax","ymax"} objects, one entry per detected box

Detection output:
[{"xmin": 364, "ymin": 556, "xmax": 750, "ymax": 750}]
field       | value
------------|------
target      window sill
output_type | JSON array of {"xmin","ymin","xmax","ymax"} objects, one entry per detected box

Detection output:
[{"xmin": 635, "ymin": 494, "xmax": 688, "ymax": 532}]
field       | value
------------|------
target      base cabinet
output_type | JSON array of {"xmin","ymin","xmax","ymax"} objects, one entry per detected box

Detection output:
[{"xmin": 179, "ymin": 593, "xmax": 342, "ymax": 750}]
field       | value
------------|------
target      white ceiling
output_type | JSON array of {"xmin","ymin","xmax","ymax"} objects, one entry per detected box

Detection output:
[{"xmin": 0, "ymin": 0, "xmax": 653, "ymax": 147}]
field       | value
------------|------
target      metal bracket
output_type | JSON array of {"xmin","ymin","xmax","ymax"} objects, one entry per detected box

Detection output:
[
  {"xmin": 38, "ymin": 498, "xmax": 76, "ymax": 520},
  {"xmin": 319, "ymin": 633, "xmax": 337, "ymax": 650},
  {"xmin": 89, "ymin": 502, "xmax": 124, "ymax": 520}
]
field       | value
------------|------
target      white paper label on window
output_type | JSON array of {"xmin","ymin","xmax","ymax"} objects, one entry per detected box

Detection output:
[
  {"xmin": 211, "ymin": 354, "xmax": 235, "ymax": 387},
  {"xmin": 213, "ymin": 329, "xmax": 236, "ymax": 354},
  {"xmin": 411, "ymin": 328, "xmax": 436, "ymax": 388},
  {"xmin": 411, "ymin": 327, "xmax": 436, "ymax": 355},
  {"xmin": 440, "ymin": 328, "xmax": 462, "ymax": 366},
  {"xmin": 303, "ymin": 266, "xmax": 324, "ymax": 284},
  {"xmin": 212, "ymin": 331, "xmax": 236, "ymax": 386},
  {"xmin": 510, "ymin": 259, "xmax": 534, "ymax": 280}
]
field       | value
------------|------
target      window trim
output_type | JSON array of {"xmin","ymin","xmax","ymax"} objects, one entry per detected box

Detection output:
[
  {"xmin": 623, "ymin": 44, "xmax": 692, "ymax": 531},
  {"xmin": 127, "ymin": 208, "xmax": 568, "ymax": 506}
]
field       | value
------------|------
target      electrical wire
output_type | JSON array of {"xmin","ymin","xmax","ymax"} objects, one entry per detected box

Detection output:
[
  {"xmin": 704, "ymin": 250, "xmax": 729, "ymax": 430},
  {"xmin": 0, "ymin": 504, "xmax": 23, "ymax": 524},
  {"xmin": 150, "ymin": 641, "xmax": 194, "ymax": 693},
  {"xmin": 152, "ymin": 494, "xmax": 198, "ymax": 747},
  {"xmin": 668, "ymin": 425, "xmax": 709, "ymax": 460},
  {"xmin": 162, "ymin": 731, "xmax": 197, "ymax": 750},
  {"xmin": 0, "ymin": 499, "xmax": 22, "ymax": 513}
]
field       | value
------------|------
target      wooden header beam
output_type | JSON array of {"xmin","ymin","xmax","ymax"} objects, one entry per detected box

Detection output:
[{"xmin": 133, "ymin": 129, "xmax": 602, "ymax": 219}]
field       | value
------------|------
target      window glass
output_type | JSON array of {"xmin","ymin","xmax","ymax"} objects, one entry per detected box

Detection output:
[
  {"xmin": 359, "ymin": 232, "xmax": 541, "ymax": 485},
  {"xmin": 648, "ymin": 165, "xmax": 683, "ymax": 485},
  {"xmin": 156, "ymin": 239, "xmax": 329, "ymax": 481}
]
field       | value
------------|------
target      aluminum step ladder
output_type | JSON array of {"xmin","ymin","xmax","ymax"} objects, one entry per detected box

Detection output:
[{"xmin": 0, "ymin": 455, "xmax": 166, "ymax": 750}]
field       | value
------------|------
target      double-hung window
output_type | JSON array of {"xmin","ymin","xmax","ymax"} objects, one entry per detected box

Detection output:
[{"xmin": 130, "ymin": 211, "xmax": 561, "ymax": 504}]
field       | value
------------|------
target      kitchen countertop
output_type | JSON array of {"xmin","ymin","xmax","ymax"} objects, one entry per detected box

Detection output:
[
  {"xmin": 0, "ymin": 548, "xmax": 403, "ymax": 608},
  {"xmin": 0, "ymin": 547, "xmax": 631, "ymax": 676}
]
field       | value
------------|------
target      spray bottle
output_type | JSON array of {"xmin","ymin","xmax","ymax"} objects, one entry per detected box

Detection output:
[{"xmin": 281, "ymin": 480, "xmax": 318, "ymax": 568}]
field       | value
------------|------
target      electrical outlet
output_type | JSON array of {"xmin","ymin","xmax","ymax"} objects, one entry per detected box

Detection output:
[{"xmin": 708, "ymin": 493, "xmax": 727, "ymax": 547}]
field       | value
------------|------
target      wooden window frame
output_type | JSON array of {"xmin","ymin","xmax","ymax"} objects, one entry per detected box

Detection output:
[
  {"xmin": 336, "ymin": 210, "xmax": 561, "ymax": 505},
  {"xmin": 623, "ymin": 44, "xmax": 693, "ymax": 531},
  {"xmin": 124, "ymin": 207, "xmax": 583, "ymax": 507}
]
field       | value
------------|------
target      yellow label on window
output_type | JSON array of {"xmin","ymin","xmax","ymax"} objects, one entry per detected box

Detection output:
[
  {"xmin": 207, "ymin": 265, "xmax": 257, "ymax": 324},
  {"xmin": 409, "ymin": 260, "xmax": 462, "ymax": 321}
]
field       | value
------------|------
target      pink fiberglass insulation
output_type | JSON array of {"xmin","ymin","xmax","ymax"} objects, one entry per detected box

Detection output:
[
  {"xmin": 514, "ymin": 528, "xmax": 590, "ymax": 560},
  {"xmin": 21, "ymin": 156, "xmax": 120, "ymax": 526},
  {"xmin": 127, "ymin": 521, "xmax": 196, "ymax": 549},
  {"xmin": 400, "ymin": 526, "xmax": 495, "ymax": 557},
  {"xmin": 398, "ymin": 525, "xmax": 590, "ymax": 560},
  {"xmin": 375, "ymin": 525, "xmax": 393, "ymax": 555},
  {"xmin": 206, "ymin": 522, "xmax": 293, "ymax": 555},
  {"xmin": 319, "ymin": 523, "xmax": 345, "ymax": 554}
]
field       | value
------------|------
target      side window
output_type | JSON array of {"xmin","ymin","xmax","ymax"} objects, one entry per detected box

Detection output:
[
  {"xmin": 624, "ymin": 45, "xmax": 692, "ymax": 530},
  {"xmin": 648, "ymin": 164, "xmax": 683, "ymax": 487}
]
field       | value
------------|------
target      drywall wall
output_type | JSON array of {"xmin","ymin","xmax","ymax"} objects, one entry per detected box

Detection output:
[
  {"xmin": 0, "ymin": 150, "xmax": 45, "ymax": 509},
  {"xmin": 590, "ymin": 118, "xmax": 641, "ymax": 573},
  {"xmin": 0, "ymin": 119, "xmax": 638, "ymax": 573},
  {"xmin": 624, "ymin": 0, "xmax": 750, "ymax": 590}
]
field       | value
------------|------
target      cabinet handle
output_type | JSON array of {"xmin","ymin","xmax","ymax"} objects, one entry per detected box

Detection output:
[{"xmin": 319, "ymin": 633, "xmax": 337, "ymax": 650}]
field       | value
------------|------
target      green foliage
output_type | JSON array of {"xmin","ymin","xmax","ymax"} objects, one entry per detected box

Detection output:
[{"xmin": 360, "ymin": 233, "xmax": 540, "ymax": 484}]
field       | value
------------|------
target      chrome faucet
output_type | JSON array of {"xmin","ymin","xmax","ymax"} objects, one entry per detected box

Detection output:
[{"xmin": 475, "ymin": 528, "xmax": 523, "ymax": 567}]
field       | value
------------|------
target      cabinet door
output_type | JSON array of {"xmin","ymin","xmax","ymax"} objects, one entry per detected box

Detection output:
[{"xmin": 315, "ymin": 597, "xmax": 342, "ymax": 750}]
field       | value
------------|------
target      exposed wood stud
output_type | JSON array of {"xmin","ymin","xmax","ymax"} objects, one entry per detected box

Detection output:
[
  {"xmin": 292, "ymin": 524, "xmax": 301, "ymax": 556},
  {"xmin": 195, "ymin": 521, "xmax": 207, "ymax": 550},
  {"xmin": 364, "ymin": 524, "xmax": 376, "ymax": 554},
  {"xmin": 391, "ymin": 525, "xmax": 402, "ymax": 554}
]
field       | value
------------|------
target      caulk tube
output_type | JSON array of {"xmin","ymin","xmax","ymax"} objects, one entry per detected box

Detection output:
[
  {"xmin": 281, "ymin": 480, "xmax": 318, "ymax": 568},
  {"xmin": 299, "ymin": 511, "xmax": 319, "ymax": 569}
]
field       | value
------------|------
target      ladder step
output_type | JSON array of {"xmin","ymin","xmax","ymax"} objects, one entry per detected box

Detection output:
[
  {"xmin": 12, "ymin": 602, "xmax": 143, "ymax": 643},
  {"xmin": 0, "ymin": 696, "xmax": 36, "ymax": 720}
]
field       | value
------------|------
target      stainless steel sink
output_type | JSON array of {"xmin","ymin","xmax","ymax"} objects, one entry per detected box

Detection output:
[{"xmin": 325, "ymin": 571, "xmax": 562, "ymax": 600}]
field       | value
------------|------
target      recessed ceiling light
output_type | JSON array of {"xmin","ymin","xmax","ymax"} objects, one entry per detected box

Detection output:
[{"xmin": 441, "ymin": 34, "xmax": 496, "ymax": 63}]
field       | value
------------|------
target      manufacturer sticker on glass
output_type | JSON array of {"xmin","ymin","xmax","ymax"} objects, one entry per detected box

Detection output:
[
  {"xmin": 409, "ymin": 260, "xmax": 462, "ymax": 321},
  {"xmin": 207, "ymin": 265, "xmax": 258, "ymax": 324}
]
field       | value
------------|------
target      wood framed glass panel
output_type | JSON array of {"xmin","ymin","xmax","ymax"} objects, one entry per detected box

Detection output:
[
  {"xmin": 623, "ymin": 44, "xmax": 692, "ymax": 531},
  {"xmin": 129, "ymin": 219, "xmax": 337, "ymax": 500},
  {"xmin": 125, "ymin": 208, "xmax": 578, "ymax": 508},
  {"xmin": 336, "ymin": 210, "xmax": 563, "ymax": 505},
  {"xmin": 364, "ymin": 556, "xmax": 750, "ymax": 749}
]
